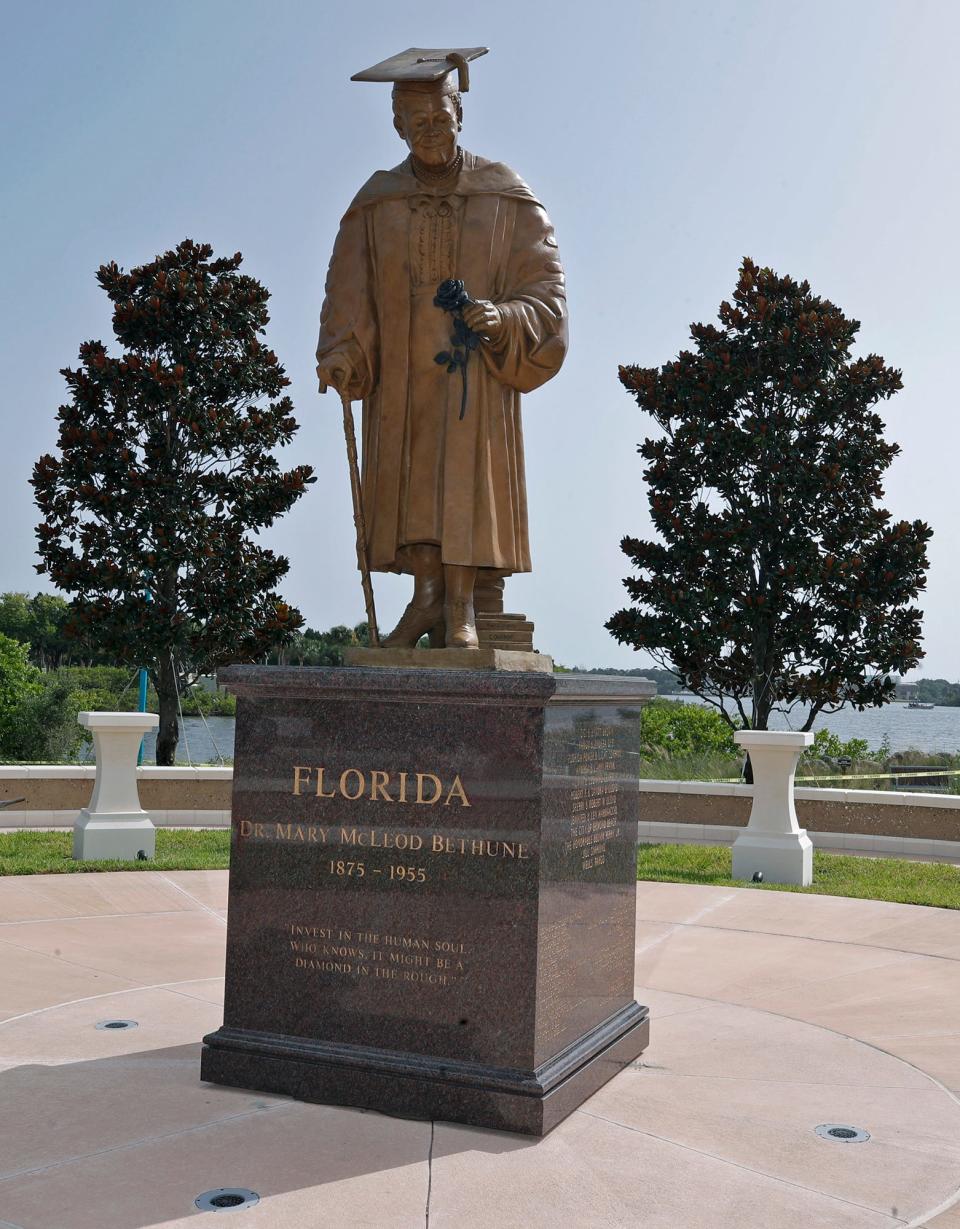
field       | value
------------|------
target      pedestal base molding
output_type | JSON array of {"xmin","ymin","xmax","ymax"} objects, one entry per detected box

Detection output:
[{"xmin": 202, "ymin": 1003, "xmax": 648, "ymax": 1136}]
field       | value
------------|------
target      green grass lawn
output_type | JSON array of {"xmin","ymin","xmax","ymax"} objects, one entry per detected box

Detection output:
[
  {"xmin": 0, "ymin": 829, "xmax": 230, "ymax": 875},
  {"xmin": 638, "ymin": 842, "xmax": 960, "ymax": 910},
  {"xmin": 2, "ymin": 831, "xmax": 958, "ymax": 911}
]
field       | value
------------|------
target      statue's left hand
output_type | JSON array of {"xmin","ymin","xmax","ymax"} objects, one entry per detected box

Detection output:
[{"xmin": 462, "ymin": 300, "xmax": 505, "ymax": 343}]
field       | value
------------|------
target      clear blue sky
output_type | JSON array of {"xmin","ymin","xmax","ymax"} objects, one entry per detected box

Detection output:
[{"xmin": 2, "ymin": 0, "xmax": 958, "ymax": 675}]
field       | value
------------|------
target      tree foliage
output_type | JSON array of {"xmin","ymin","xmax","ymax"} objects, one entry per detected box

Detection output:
[
  {"xmin": 0, "ymin": 634, "xmax": 81, "ymax": 762},
  {"xmin": 640, "ymin": 698, "xmax": 738, "ymax": 759},
  {"xmin": 801, "ymin": 728, "xmax": 871, "ymax": 764},
  {"xmin": 608, "ymin": 258, "xmax": 931, "ymax": 730},
  {"xmin": 266, "ymin": 623, "xmax": 370, "ymax": 667},
  {"xmin": 32, "ymin": 240, "xmax": 313, "ymax": 763},
  {"xmin": 0, "ymin": 592, "xmax": 77, "ymax": 669},
  {"xmin": 0, "ymin": 635, "xmax": 42, "ymax": 730}
]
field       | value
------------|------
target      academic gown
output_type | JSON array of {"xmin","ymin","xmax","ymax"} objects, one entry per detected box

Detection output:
[{"xmin": 316, "ymin": 150, "xmax": 568, "ymax": 574}]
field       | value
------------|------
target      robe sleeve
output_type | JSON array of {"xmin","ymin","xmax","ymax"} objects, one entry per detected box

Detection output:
[
  {"xmin": 480, "ymin": 201, "xmax": 568, "ymax": 394},
  {"xmin": 316, "ymin": 207, "xmax": 379, "ymax": 401}
]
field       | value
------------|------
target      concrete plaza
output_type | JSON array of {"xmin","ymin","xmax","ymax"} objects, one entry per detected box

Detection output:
[{"xmin": 0, "ymin": 872, "xmax": 958, "ymax": 1228}]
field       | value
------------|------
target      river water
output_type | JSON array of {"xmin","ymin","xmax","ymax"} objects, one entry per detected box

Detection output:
[
  {"xmin": 678, "ymin": 695, "xmax": 960, "ymax": 755},
  {"xmin": 132, "ymin": 700, "xmax": 960, "ymax": 764},
  {"xmin": 137, "ymin": 717, "xmax": 236, "ymax": 766}
]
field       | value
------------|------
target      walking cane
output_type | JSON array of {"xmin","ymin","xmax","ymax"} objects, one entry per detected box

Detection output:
[{"xmin": 337, "ymin": 388, "xmax": 380, "ymax": 647}]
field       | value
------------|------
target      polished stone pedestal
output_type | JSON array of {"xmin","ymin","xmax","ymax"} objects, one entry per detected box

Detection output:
[{"xmin": 201, "ymin": 667, "xmax": 654, "ymax": 1135}]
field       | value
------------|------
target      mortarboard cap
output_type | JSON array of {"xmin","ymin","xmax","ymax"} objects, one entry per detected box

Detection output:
[{"xmin": 351, "ymin": 47, "xmax": 489, "ymax": 94}]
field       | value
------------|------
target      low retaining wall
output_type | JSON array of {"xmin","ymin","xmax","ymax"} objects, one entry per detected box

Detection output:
[
  {"xmin": 4, "ymin": 769, "xmax": 960, "ymax": 860},
  {"xmin": 0, "ymin": 766, "xmax": 232, "ymax": 829},
  {"xmin": 638, "ymin": 780, "xmax": 960, "ymax": 860}
]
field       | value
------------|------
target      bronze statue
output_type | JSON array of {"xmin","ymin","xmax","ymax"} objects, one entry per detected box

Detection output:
[{"xmin": 317, "ymin": 47, "xmax": 567, "ymax": 650}]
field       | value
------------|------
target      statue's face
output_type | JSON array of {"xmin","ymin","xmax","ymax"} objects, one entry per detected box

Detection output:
[{"xmin": 394, "ymin": 93, "xmax": 460, "ymax": 167}]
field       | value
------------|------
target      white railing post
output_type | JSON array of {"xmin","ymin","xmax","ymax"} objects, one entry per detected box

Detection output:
[
  {"xmin": 732, "ymin": 730, "xmax": 814, "ymax": 886},
  {"xmin": 72, "ymin": 712, "xmax": 160, "ymax": 860}
]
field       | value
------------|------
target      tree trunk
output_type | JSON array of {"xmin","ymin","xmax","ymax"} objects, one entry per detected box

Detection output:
[{"xmin": 155, "ymin": 656, "xmax": 180, "ymax": 766}]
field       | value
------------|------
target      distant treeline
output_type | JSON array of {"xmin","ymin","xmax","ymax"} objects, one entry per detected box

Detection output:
[
  {"xmin": 265, "ymin": 623, "xmax": 370, "ymax": 666},
  {"xmin": 3, "ymin": 591, "xmax": 958, "ymax": 706},
  {"xmin": 912, "ymin": 678, "xmax": 960, "ymax": 707},
  {"xmin": 561, "ymin": 666, "xmax": 960, "ymax": 705}
]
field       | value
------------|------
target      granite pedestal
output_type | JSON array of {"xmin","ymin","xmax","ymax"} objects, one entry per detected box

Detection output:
[{"xmin": 201, "ymin": 667, "xmax": 653, "ymax": 1135}]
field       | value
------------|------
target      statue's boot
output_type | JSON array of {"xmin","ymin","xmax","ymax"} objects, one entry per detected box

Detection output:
[
  {"xmin": 444, "ymin": 565, "xmax": 479, "ymax": 649},
  {"xmin": 382, "ymin": 545, "xmax": 444, "ymax": 648}
]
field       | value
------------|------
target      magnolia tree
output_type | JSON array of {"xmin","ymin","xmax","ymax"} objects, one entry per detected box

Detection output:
[
  {"xmin": 608, "ymin": 258, "xmax": 931, "ymax": 732},
  {"xmin": 33, "ymin": 240, "xmax": 314, "ymax": 764}
]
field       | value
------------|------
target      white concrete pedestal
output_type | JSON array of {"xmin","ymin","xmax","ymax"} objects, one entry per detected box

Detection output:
[
  {"xmin": 73, "ymin": 712, "xmax": 160, "ymax": 860},
  {"xmin": 732, "ymin": 730, "xmax": 814, "ymax": 886}
]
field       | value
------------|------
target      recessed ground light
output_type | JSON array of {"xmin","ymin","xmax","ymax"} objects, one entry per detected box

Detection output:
[
  {"xmin": 95, "ymin": 1019, "xmax": 138, "ymax": 1031},
  {"xmin": 195, "ymin": 1188, "xmax": 261, "ymax": 1212},
  {"xmin": 815, "ymin": 1123, "xmax": 870, "ymax": 1143}
]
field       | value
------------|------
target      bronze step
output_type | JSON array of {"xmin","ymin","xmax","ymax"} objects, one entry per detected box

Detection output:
[
  {"xmin": 476, "ymin": 610, "xmax": 534, "ymax": 652},
  {"xmin": 477, "ymin": 620, "xmax": 534, "ymax": 635},
  {"xmin": 479, "ymin": 630, "xmax": 533, "ymax": 646},
  {"xmin": 474, "ymin": 576, "xmax": 505, "ymax": 614}
]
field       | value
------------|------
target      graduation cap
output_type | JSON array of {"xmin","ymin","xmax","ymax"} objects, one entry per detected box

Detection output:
[{"xmin": 351, "ymin": 47, "xmax": 489, "ymax": 94}]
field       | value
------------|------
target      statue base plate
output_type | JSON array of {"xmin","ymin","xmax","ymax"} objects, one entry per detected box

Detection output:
[{"xmin": 345, "ymin": 646, "xmax": 553, "ymax": 674}]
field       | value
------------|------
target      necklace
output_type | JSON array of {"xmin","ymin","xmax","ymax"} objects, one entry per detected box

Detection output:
[{"xmin": 412, "ymin": 148, "xmax": 463, "ymax": 185}]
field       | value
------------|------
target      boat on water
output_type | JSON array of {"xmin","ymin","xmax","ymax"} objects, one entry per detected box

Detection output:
[{"xmin": 907, "ymin": 701, "xmax": 935, "ymax": 710}]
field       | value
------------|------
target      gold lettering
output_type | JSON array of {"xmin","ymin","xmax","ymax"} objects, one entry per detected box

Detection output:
[
  {"xmin": 444, "ymin": 774, "xmax": 470, "ymax": 807},
  {"xmin": 292, "ymin": 765, "xmax": 312, "ymax": 796},
  {"xmin": 276, "ymin": 823, "xmax": 293, "ymax": 840},
  {"xmin": 239, "ymin": 819, "xmax": 253, "ymax": 837},
  {"xmin": 254, "ymin": 823, "xmax": 266, "ymax": 838},
  {"xmin": 370, "ymin": 771, "xmax": 393, "ymax": 802},
  {"xmin": 398, "ymin": 772, "xmax": 408, "ymax": 803},
  {"xmin": 416, "ymin": 773, "xmax": 442, "ymax": 805},
  {"xmin": 432, "ymin": 834, "xmax": 446, "ymax": 853},
  {"xmin": 316, "ymin": 768, "xmax": 336, "ymax": 798},
  {"xmin": 340, "ymin": 769, "xmax": 365, "ymax": 800}
]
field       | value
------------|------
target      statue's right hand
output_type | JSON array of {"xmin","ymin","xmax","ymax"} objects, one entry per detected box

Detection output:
[{"xmin": 316, "ymin": 352, "xmax": 354, "ymax": 395}]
